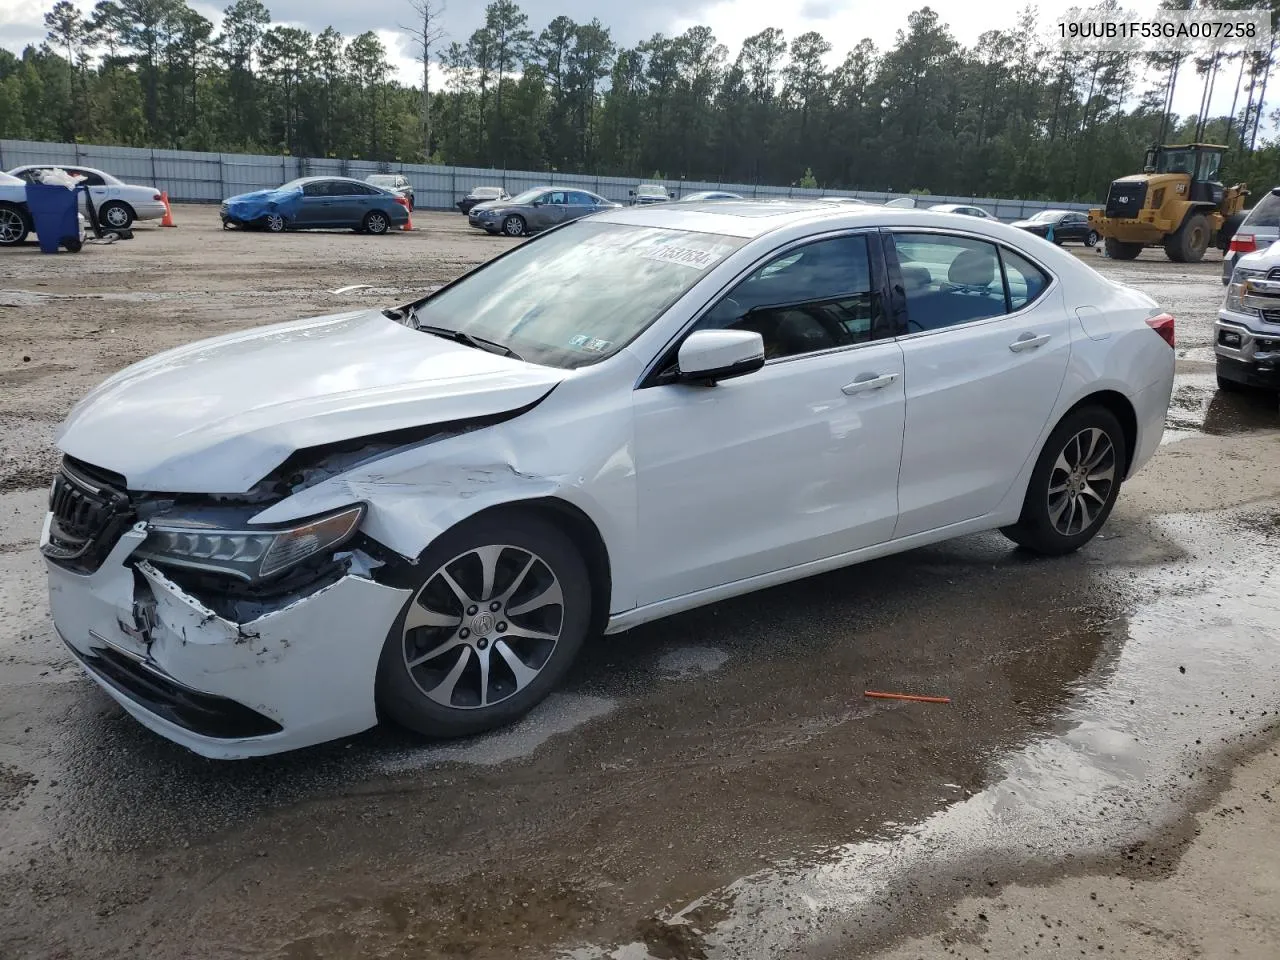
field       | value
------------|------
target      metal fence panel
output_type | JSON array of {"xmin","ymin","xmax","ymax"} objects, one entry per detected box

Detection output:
[{"xmin": 0, "ymin": 138, "xmax": 1101, "ymax": 221}]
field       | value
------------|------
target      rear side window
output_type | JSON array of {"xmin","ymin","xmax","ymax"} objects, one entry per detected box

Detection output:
[
  {"xmin": 892, "ymin": 232, "xmax": 1051, "ymax": 331},
  {"xmin": 893, "ymin": 233, "xmax": 1007, "ymax": 331},
  {"xmin": 1243, "ymin": 191, "xmax": 1280, "ymax": 229}
]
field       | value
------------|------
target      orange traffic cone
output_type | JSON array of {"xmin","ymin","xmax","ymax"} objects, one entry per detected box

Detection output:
[
  {"xmin": 159, "ymin": 191, "xmax": 176, "ymax": 227},
  {"xmin": 397, "ymin": 197, "xmax": 413, "ymax": 231}
]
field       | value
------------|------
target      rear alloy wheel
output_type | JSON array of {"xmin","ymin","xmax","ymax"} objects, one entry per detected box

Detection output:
[
  {"xmin": 100, "ymin": 200, "xmax": 134, "ymax": 230},
  {"xmin": 502, "ymin": 214, "xmax": 527, "ymax": 237},
  {"xmin": 0, "ymin": 203, "xmax": 30, "ymax": 246},
  {"xmin": 364, "ymin": 210, "xmax": 390, "ymax": 235},
  {"xmin": 1085, "ymin": 230, "xmax": 1099, "ymax": 247},
  {"xmin": 1165, "ymin": 212, "xmax": 1210, "ymax": 263},
  {"xmin": 264, "ymin": 213, "xmax": 287, "ymax": 233},
  {"xmin": 377, "ymin": 511, "xmax": 591, "ymax": 738},
  {"xmin": 1002, "ymin": 406, "xmax": 1126, "ymax": 556}
]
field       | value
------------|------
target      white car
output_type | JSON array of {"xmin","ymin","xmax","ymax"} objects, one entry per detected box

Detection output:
[
  {"xmin": 930, "ymin": 202, "xmax": 996, "ymax": 219},
  {"xmin": 7, "ymin": 164, "xmax": 166, "ymax": 230},
  {"xmin": 0, "ymin": 170, "xmax": 87, "ymax": 248},
  {"xmin": 41, "ymin": 202, "xmax": 1176, "ymax": 758}
]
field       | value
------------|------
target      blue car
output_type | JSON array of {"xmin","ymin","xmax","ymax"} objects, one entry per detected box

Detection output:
[{"xmin": 220, "ymin": 176, "xmax": 410, "ymax": 234}]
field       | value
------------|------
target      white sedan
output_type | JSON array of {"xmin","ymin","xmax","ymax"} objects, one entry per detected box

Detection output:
[
  {"xmin": 7, "ymin": 164, "xmax": 166, "ymax": 230},
  {"xmin": 41, "ymin": 202, "xmax": 1175, "ymax": 757}
]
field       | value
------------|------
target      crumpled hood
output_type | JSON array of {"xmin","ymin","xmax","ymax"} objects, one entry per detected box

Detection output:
[
  {"xmin": 223, "ymin": 186, "xmax": 304, "ymax": 221},
  {"xmin": 56, "ymin": 310, "xmax": 566, "ymax": 493}
]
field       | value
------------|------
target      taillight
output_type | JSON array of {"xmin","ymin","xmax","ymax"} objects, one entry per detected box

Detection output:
[
  {"xmin": 153, "ymin": 192, "xmax": 162, "ymax": 201},
  {"xmin": 1146, "ymin": 312, "xmax": 1175, "ymax": 348},
  {"xmin": 1229, "ymin": 233, "xmax": 1257, "ymax": 253}
]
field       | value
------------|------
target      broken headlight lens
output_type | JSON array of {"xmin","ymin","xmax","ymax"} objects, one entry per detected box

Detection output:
[{"xmin": 135, "ymin": 504, "xmax": 364, "ymax": 581}]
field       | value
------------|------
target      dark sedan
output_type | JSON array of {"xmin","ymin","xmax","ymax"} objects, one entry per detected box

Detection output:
[
  {"xmin": 220, "ymin": 176, "xmax": 409, "ymax": 234},
  {"xmin": 468, "ymin": 187, "xmax": 619, "ymax": 237},
  {"xmin": 457, "ymin": 186, "xmax": 511, "ymax": 214},
  {"xmin": 1012, "ymin": 209, "xmax": 1099, "ymax": 247}
]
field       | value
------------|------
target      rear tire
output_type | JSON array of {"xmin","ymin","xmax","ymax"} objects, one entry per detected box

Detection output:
[
  {"xmin": 363, "ymin": 210, "xmax": 390, "ymax": 235},
  {"xmin": 99, "ymin": 200, "xmax": 134, "ymax": 231},
  {"xmin": 1164, "ymin": 212, "xmax": 1210, "ymax": 263},
  {"xmin": 1104, "ymin": 237, "xmax": 1142, "ymax": 260},
  {"xmin": 1001, "ymin": 406, "xmax": 1127, "ymax": 556},
  {"xmin": 376, "ymin": 510, "xmax": 592, "ymax": 739}
]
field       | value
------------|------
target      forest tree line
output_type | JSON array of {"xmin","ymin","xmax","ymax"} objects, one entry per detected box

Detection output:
[{"xmin": 4, "ymin": 0, "xmax": 1280, "ymax": 201}]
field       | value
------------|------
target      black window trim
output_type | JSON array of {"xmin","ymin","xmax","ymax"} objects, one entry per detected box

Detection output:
[
  {"xmin": 881, "ymin": 226, "xmax": 1058, "ymax": 343},
  {"xmin": 636, "ymin": 227, "xmax": 898, "ymax": 390}
]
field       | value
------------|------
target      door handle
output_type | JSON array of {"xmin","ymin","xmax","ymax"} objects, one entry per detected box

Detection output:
[
  {"xmin": 841, "ymin": 373, "xmax": 899, "ymax": 395},
  {"xmin": 1009, "ymin": 332, "xmax": 1051, "ymax": 352}
]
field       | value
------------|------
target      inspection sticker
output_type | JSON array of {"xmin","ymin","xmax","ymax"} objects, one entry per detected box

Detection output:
[{"xmin": 642, "ymin": 244, "xmax": 724, "ymax": 270}]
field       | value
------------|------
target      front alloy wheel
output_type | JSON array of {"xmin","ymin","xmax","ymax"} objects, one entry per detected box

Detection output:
[
  {"xmin": 378, "ymin": 511, "xmax": 591, "ymax": 738},
  {"xmin": 1002, "ymin": 406, "xmax": 1126, "ymax": 555},
  {"xmin": 265, "ymin": 213, "xmax": 286, "ymax": 233},
  {"xmin": 0, "ymin": 205, "xmax": 29, "ymax": 245}
]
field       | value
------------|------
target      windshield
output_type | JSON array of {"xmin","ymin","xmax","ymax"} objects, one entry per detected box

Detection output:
[
  {"xmin": 1030, "ymin": 210, "xmax": 1062, "ymax": 222},
  {"xmin": 505, "ymin": 188, "xmax": 545, "ymax": 205},
  {"xmin": 1156, "ymin": 149, "xmax": 1196, "ymax": 175},
  {"xmin": 638, "ymin": 185, "xmax": 666, "ymax": 196},
  {"xmin": 474, "ymin": 187, "xmax": 503, "ymax": 198},
  {"xmin": 367, "ymin": 175, "xmax": 396, "ymax": 186},
  {"xmin": 279, "ymin": 178, "xmax": 309, "ymax": 191},
  {"xmin": 409, "ymin": 220, "xmax": 746, "ymax": 369}
]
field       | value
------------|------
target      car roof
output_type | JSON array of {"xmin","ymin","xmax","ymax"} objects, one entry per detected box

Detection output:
[
  {"xmin": 592, "ymin": 200, "xmax": 1082, "ymax": 243},
  {"xmin": 12, "ymin": 163, "xmax": 117, "ymax": 179}
]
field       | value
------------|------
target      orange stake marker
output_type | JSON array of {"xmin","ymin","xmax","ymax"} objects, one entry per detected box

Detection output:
[{"xmin": 865, "ymin": 691, "xmax": 951, "ymax": 704}]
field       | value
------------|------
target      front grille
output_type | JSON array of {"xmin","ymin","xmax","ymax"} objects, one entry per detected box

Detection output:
[
  {"xmin": 1105, "ymin": 181, "xmax": 1147, "ymax": 219},
  {"xmin": 43, "ymin": 457, "xmax": 133, "ymax": 572},
  {"xmin": 1261, "ymin": 309, "xmax": 1280, "ymax": 324}
]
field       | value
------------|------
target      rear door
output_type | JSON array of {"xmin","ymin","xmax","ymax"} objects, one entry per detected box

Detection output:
[
  {"xmin": 566, "ymin": 191, "xmax": 597, "ymax": 222},
  {"xmin": 533, "ymin": 191, "xmax": 569, "ymax": 230},
  {"xmin": 887, "ymin": 229, "xmax": 1070, "ymax": 538},
  {"xmin": 326, "ymin": 180, "xmax": 368, "ymax": 225}
]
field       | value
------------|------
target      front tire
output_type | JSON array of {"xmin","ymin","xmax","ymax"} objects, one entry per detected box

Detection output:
[
  {"xmin": 1165, "ymin": 212, "xmax": 1210, "ymax": 263},
  {"xmin": 99, "ymin": 200, "xmax": 134, "ymax": 230},
  {"xmin": 0, "ymin": 203, "xmax": 30, "ymax": 246},
  {"xmin": 502, "ymin": 214, "xmax": 527, "ymax": 237},
  {"xmin": 264, "ymin": 213, "xmax": 287, "ymax": 233},
  {"xmin": 1001, "ymin": 406, "xmax": 1127, "ymax": 556},
  {"xmin": 363, "ymin": 210, "xmax": 390, "ymax": 235},
  {"xmin": 1104, "ymin": 237, "xmax": 1142, "ymax": 260},
  {"xmin": 377, "ymin": 510, "xmax": 592, "ymax": 739}
]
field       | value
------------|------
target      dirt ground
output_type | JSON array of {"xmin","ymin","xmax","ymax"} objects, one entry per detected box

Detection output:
[{"xmin": 1, "ymin": 207, "xmax": 1279, "ymax": 960}]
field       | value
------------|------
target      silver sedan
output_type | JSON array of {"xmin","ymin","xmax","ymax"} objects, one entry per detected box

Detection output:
[{"xmin": 468, "ymin": 187, "xmax": 619, "ymax": 237}]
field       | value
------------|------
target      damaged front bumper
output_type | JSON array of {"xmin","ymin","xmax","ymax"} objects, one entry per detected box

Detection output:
[{"xmin": 42, "ymin": 516, "xmax": 410, "ymax": 759}]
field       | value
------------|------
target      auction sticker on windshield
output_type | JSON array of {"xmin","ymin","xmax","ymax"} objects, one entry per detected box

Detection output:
[{"xmin": 642, "ymin": 244, "xmax": 723, "ymax": 269}]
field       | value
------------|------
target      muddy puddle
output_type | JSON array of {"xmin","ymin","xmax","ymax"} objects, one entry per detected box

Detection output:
[
  {"xmin": 1163, "ymin": 370, "xmax": 1279, "ymax": 444},
  {"xmin": 562, "ymin": 506, "xmax": 1280, "ymax": 959}
]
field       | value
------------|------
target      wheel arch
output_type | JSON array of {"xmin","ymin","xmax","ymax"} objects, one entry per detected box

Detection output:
[
  {"xmin": 1059, "ymin": 389, "xmax": 1138, "ymax": 477},
  {"xmin": 458, "ymin": 498, "xmax": 613, "ymax": 640}
]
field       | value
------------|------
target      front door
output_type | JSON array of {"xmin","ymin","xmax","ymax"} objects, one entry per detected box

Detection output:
[
  {"xmin": 532, "ymin": 191, "xmax": 569, "ymax": 230},
  {"xmin": 887, "ymin": 230, "xmax": 1071, "ymax": 538},
  {"xmin": 633, "ymin": 231, "xmax": 907, "ymax": 605}
]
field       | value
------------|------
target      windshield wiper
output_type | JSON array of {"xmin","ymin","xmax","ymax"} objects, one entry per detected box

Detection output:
[{"xmin": 416, "ymin": 322, "xmax": 524, "ymax": 361}]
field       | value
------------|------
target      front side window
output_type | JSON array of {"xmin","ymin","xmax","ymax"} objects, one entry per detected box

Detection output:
[
  {"xmin": 545, "ymin": 191, "xmax": 568, "ymax": 205},
  {"xmin": 892, "ymin": 233, "xmax": 1007, "ymax": 331},
  {"xmin": 693, "ymin": 234, "xmax": 882, "ymax": 360},
  {"xmin": 409, "ymin": 220, "xmax": 746, "ymax": 369}
]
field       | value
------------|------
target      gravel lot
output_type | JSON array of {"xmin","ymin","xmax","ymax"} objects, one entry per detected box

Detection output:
[{"xmin": 1, "ymin": 207, "xmax": 1278, "ymax": 960}]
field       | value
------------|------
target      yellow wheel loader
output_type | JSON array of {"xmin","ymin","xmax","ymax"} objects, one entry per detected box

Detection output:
[{"xmin": 1087, "ymin": 143, "xmax": 1248, "ymax": 263}]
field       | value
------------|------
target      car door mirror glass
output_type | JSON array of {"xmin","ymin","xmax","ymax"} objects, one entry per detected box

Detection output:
[{"xmin": 677, "ymin": 329, "xmax": 765, "ymax": 384}]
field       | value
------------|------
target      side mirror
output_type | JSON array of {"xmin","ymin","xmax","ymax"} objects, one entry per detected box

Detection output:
[{"xmin": 676, "ymin": 329, "xmax": 765, "ymax": 385}]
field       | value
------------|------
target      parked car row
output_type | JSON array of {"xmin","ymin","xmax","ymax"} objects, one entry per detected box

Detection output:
[{"xmin": 0, "ymin": 164, "xmax": 167, "ymax": 246}]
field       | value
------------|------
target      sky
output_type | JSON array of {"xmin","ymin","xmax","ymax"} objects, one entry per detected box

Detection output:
[{"xmin": 0, "ymin": 0, "xmax": 1233, "ymax": 126}]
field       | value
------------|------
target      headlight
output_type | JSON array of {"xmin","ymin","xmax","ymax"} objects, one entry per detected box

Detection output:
[
  {"xmin": 135, "ymin": 504, "xmax": 364, "ymax": 581},
  {"xmin": 1225, "ymin": 267, "xmax": 1267, "ymax": 312}
]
